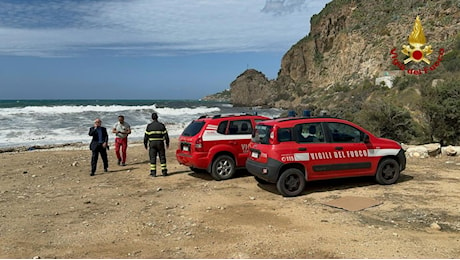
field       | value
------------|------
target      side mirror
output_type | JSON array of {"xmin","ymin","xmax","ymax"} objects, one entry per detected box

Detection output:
[{"xmin": 363, "ymin": 134, "xmax": 370, "ymax": 144}]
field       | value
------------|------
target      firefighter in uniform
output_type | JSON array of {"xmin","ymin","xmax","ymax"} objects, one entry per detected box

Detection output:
[{"xmin": 144, "ymin": 113, "xmax": 170, "ymax": 177}]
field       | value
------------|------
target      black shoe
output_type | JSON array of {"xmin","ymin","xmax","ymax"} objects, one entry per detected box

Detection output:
[
  {"xmin": 150, "ymin": 174, "xmax": 157, "ymax": 177},
  {"xmin": 90, "ymin": 172, "xmax": 95, "ymax": 176},
  {"xmin": 121, "ymin": 162, "xmax": 126, "ymax": 166},
  {"xmin": 104, "ymin": 168, "xmax": 108, "ymax": 172},
  {"xmin": 162, "ymin": 170, "xmax": 168, "ymax": 176},
  {"xmin": 150, "ymin": 170, "xmax": 156, "ymax": 177},
  {"xmin": 117, "ymin": 160, "xmax": 121, "ymax": 166}
]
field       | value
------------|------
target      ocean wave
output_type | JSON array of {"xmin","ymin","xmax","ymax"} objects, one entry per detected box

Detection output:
[
  {"xmin": 0, "ymin": 123, "xmax": 189, "ymax": 148},
  {"xmin": 0, "ymin": 100, "xmax": 283, "ymax": 148},
  {"xmin": 0, "ymin": 104, "xmax": 220, "ymax": 116}
]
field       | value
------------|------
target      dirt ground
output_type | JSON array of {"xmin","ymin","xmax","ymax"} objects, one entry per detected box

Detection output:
[{"xmin": 0, "ymin": 139, "xmax": 459, "ymax": 259}]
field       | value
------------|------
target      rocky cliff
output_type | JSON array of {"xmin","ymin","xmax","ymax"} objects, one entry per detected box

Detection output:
[
  {"xmin": 228, "ymin": 0, "xmax": 460, "ymax": 109},
  {"xmin": 229, "ymin": 69, "xmax": 275, "ymax": 107}
]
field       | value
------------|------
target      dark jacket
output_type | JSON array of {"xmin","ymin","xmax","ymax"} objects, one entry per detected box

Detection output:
[
  {"xmin": 89, "ymin": 126, "xmax": 109, "ymax": 151},
  {"xmin": 144, "ymin": 120, "xmax": 170, "ymax": 149}
]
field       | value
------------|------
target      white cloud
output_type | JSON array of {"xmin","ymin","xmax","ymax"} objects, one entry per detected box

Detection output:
[{"xmin": 0, "ymin": 0, "xmax": 330, "ymax": 57}]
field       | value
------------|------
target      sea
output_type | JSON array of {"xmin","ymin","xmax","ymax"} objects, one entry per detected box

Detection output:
[{"xmin": 0, "ymin": 99, "xmax": 284, "ymax": 149}]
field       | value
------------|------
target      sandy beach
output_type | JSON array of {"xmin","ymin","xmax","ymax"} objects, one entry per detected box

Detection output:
[{"xmin": 0, "ymin": 138, "xmax": 459, "ymax": 258}]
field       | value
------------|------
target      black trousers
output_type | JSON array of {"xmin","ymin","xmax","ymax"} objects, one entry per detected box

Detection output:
[
  {"xmin": 91, "ymin": 144, "xmax": 108, "ymax": 173},
  {"xmin": 149, "ymin": 142, "xmax": 167, "ymax": 173}
]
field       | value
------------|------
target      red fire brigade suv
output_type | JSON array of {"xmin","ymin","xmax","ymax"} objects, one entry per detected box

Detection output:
[
  {"xmin": 246, "ymin": 117, "xmax": 406, "ymax": 197},
  {"xmin": 176, "ymin": 114, "xmax": 270, "ymax": 180}
]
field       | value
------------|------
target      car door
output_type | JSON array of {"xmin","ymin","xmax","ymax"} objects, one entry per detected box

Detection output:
[
  {"xmin": 228, "ymin": 119, "xmax": 253, "ymax": 166},
  {"xmin": 320, "ymin": 122, "xmax": 374, "ymax": 177},
  {"xmin": 293, "ymin": 122, "xmax": 333, "ymax": 180}
]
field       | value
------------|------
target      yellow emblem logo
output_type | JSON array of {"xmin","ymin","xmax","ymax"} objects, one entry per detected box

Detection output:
[
  {"xmin": 390, "ymin": 16, "xmax": 444, "ymax": 75},
  {"xmin": 401, "ymin": 16, "xmax": 433, "ymax": 64}
]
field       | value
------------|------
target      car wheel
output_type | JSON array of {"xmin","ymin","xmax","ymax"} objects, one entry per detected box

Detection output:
[
  {"xmin": 375, "ymin": 158, "xmax": 400, "ymax": 185},
  {"xmin": 276, "ymin": 168, "xmax": 305, "ymax": 197},
  {"xmin": 254, "ymin": 176, "xmax": 270, "ymax": 185},
  {"xmin": 211, "ymin": 155, "xmax": 235, "ymax": 181}
]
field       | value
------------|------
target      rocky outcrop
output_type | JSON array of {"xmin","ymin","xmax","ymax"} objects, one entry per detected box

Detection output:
[
  {"xmin": 229, "ymin": 69, "xmax": 276, "ymax": 107},
  {"xmin": 229, "ymin": 0, "xmax": 460, "ymax": 109},
  {"xmin": 201, "ymin": 89, "xmax": 231, "ymax": 102}
]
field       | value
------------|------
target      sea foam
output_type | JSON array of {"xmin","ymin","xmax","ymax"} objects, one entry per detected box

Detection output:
[{"xmin": 0, "ymin": 101, "xmax": 282, "ymax": 148}]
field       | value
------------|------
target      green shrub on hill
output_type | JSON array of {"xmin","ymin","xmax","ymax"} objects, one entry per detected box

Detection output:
[
  {"xmin": 421, "ymin": 79, "xmax": 460, "ymax": 146},
  {"xmin": 317, "ymin": 34, "xmax": 460, "ymax": 145}
]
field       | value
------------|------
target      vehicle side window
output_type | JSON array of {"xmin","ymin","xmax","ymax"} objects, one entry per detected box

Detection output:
[
  {"xmin": 228, "ymin": 120, "xmax": 252, "ymax": 135},
  {"xmin": 277, "ymin": 128, "xmax": 292, "ymax": 142},
  {"xmin": 295, "ymin": 123, "xmax": 324, "ymax": 143},
  {"xmin": 326, "ymin": 122, "xmax": 364, "ymax": 143},
  {"xmin": 217, "ymin": 121, "xmax": 228, "ymax": 134}
]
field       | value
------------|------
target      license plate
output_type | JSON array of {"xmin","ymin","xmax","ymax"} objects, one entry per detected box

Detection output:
[
  {"xmin": 183, "ymin": 145, "xmax": 189, "ymax": 152},
  {"xmin": 251, "ymin": 151, "xmax": 259, "ymax": 158}
]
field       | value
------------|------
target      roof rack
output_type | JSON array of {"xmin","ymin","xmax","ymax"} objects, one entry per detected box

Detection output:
[
  {"xmin": 197, "ymin": 112, "xmax": 261, "ymax": 120},
  {"xmin": 275, "ymin": 115, "xmax": 337, "ymax": 121}
]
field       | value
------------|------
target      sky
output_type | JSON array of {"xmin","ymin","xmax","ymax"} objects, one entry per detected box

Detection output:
[{"xmin": 0, "ymin": 0, "xmax": 331, "ymax": 100}]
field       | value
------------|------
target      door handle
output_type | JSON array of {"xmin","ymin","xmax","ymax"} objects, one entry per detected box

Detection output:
[
  {"xmin": 335, "ymin": 146, "xmax": 343, "ymax": 150},
  {"xmin": 298, "ymin": 147, "xmax": 307, "ymax": 151}
]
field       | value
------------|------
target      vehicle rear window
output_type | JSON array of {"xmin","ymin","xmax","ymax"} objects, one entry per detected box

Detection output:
[
  {"xmin": 252, "ymin": 124, "xmax": 272, "ymax": 144},
  {"xmin": 181, "ymin": 121, "xmax": 205, "ymax": 137}
]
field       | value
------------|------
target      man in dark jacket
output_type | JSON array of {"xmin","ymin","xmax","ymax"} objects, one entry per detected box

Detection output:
[
  {"xmin": 89, "ymin": 118, "xmax": 109, "ymax": 176},
  {"xmin": 144, "ymin": 113, "xmax": 170, "ymax": 177}
]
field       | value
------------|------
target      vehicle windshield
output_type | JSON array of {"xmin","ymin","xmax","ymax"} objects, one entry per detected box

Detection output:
[
  {"xmin": 252, "ymin": 124, "xmax": 272, "ymax": 144},
  {"xmin": 181, "ymin": 121, "xmax": 205, "ymax": 137}
]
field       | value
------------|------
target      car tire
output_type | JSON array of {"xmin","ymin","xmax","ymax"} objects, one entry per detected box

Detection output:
[
  {"xmin": 210, "ymin": 155, "xmax": 235, "ymax": 181},
  {"xmin": 375, "ymin": 158, "xmax": 400, "ymax": 185},
  {"xmin": 276, "ymin": 168, "xmax": 306, "ymax": 197},
  {"xmin": 254, "ymin": 176, "xmax": 270, "ymax": 185}
]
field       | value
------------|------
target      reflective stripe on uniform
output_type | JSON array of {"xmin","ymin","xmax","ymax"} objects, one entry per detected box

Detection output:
[
  {"xmin": 149, "ymin": 138, "xmax": 164, "ymax": 141},
  {"xmin": 145, "ymin": 130, "xmax": 167, "ymax": 135}
]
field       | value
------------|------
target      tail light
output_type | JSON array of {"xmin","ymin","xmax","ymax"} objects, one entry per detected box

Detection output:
[{"xmin": 195, "ymin": 137, "xmax": 203, "ymax": 151}]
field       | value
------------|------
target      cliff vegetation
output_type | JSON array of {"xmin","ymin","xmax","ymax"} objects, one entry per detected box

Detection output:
[{"xmin": 207, "ymin": 0, "xmax": 460, "ymax": 145}]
